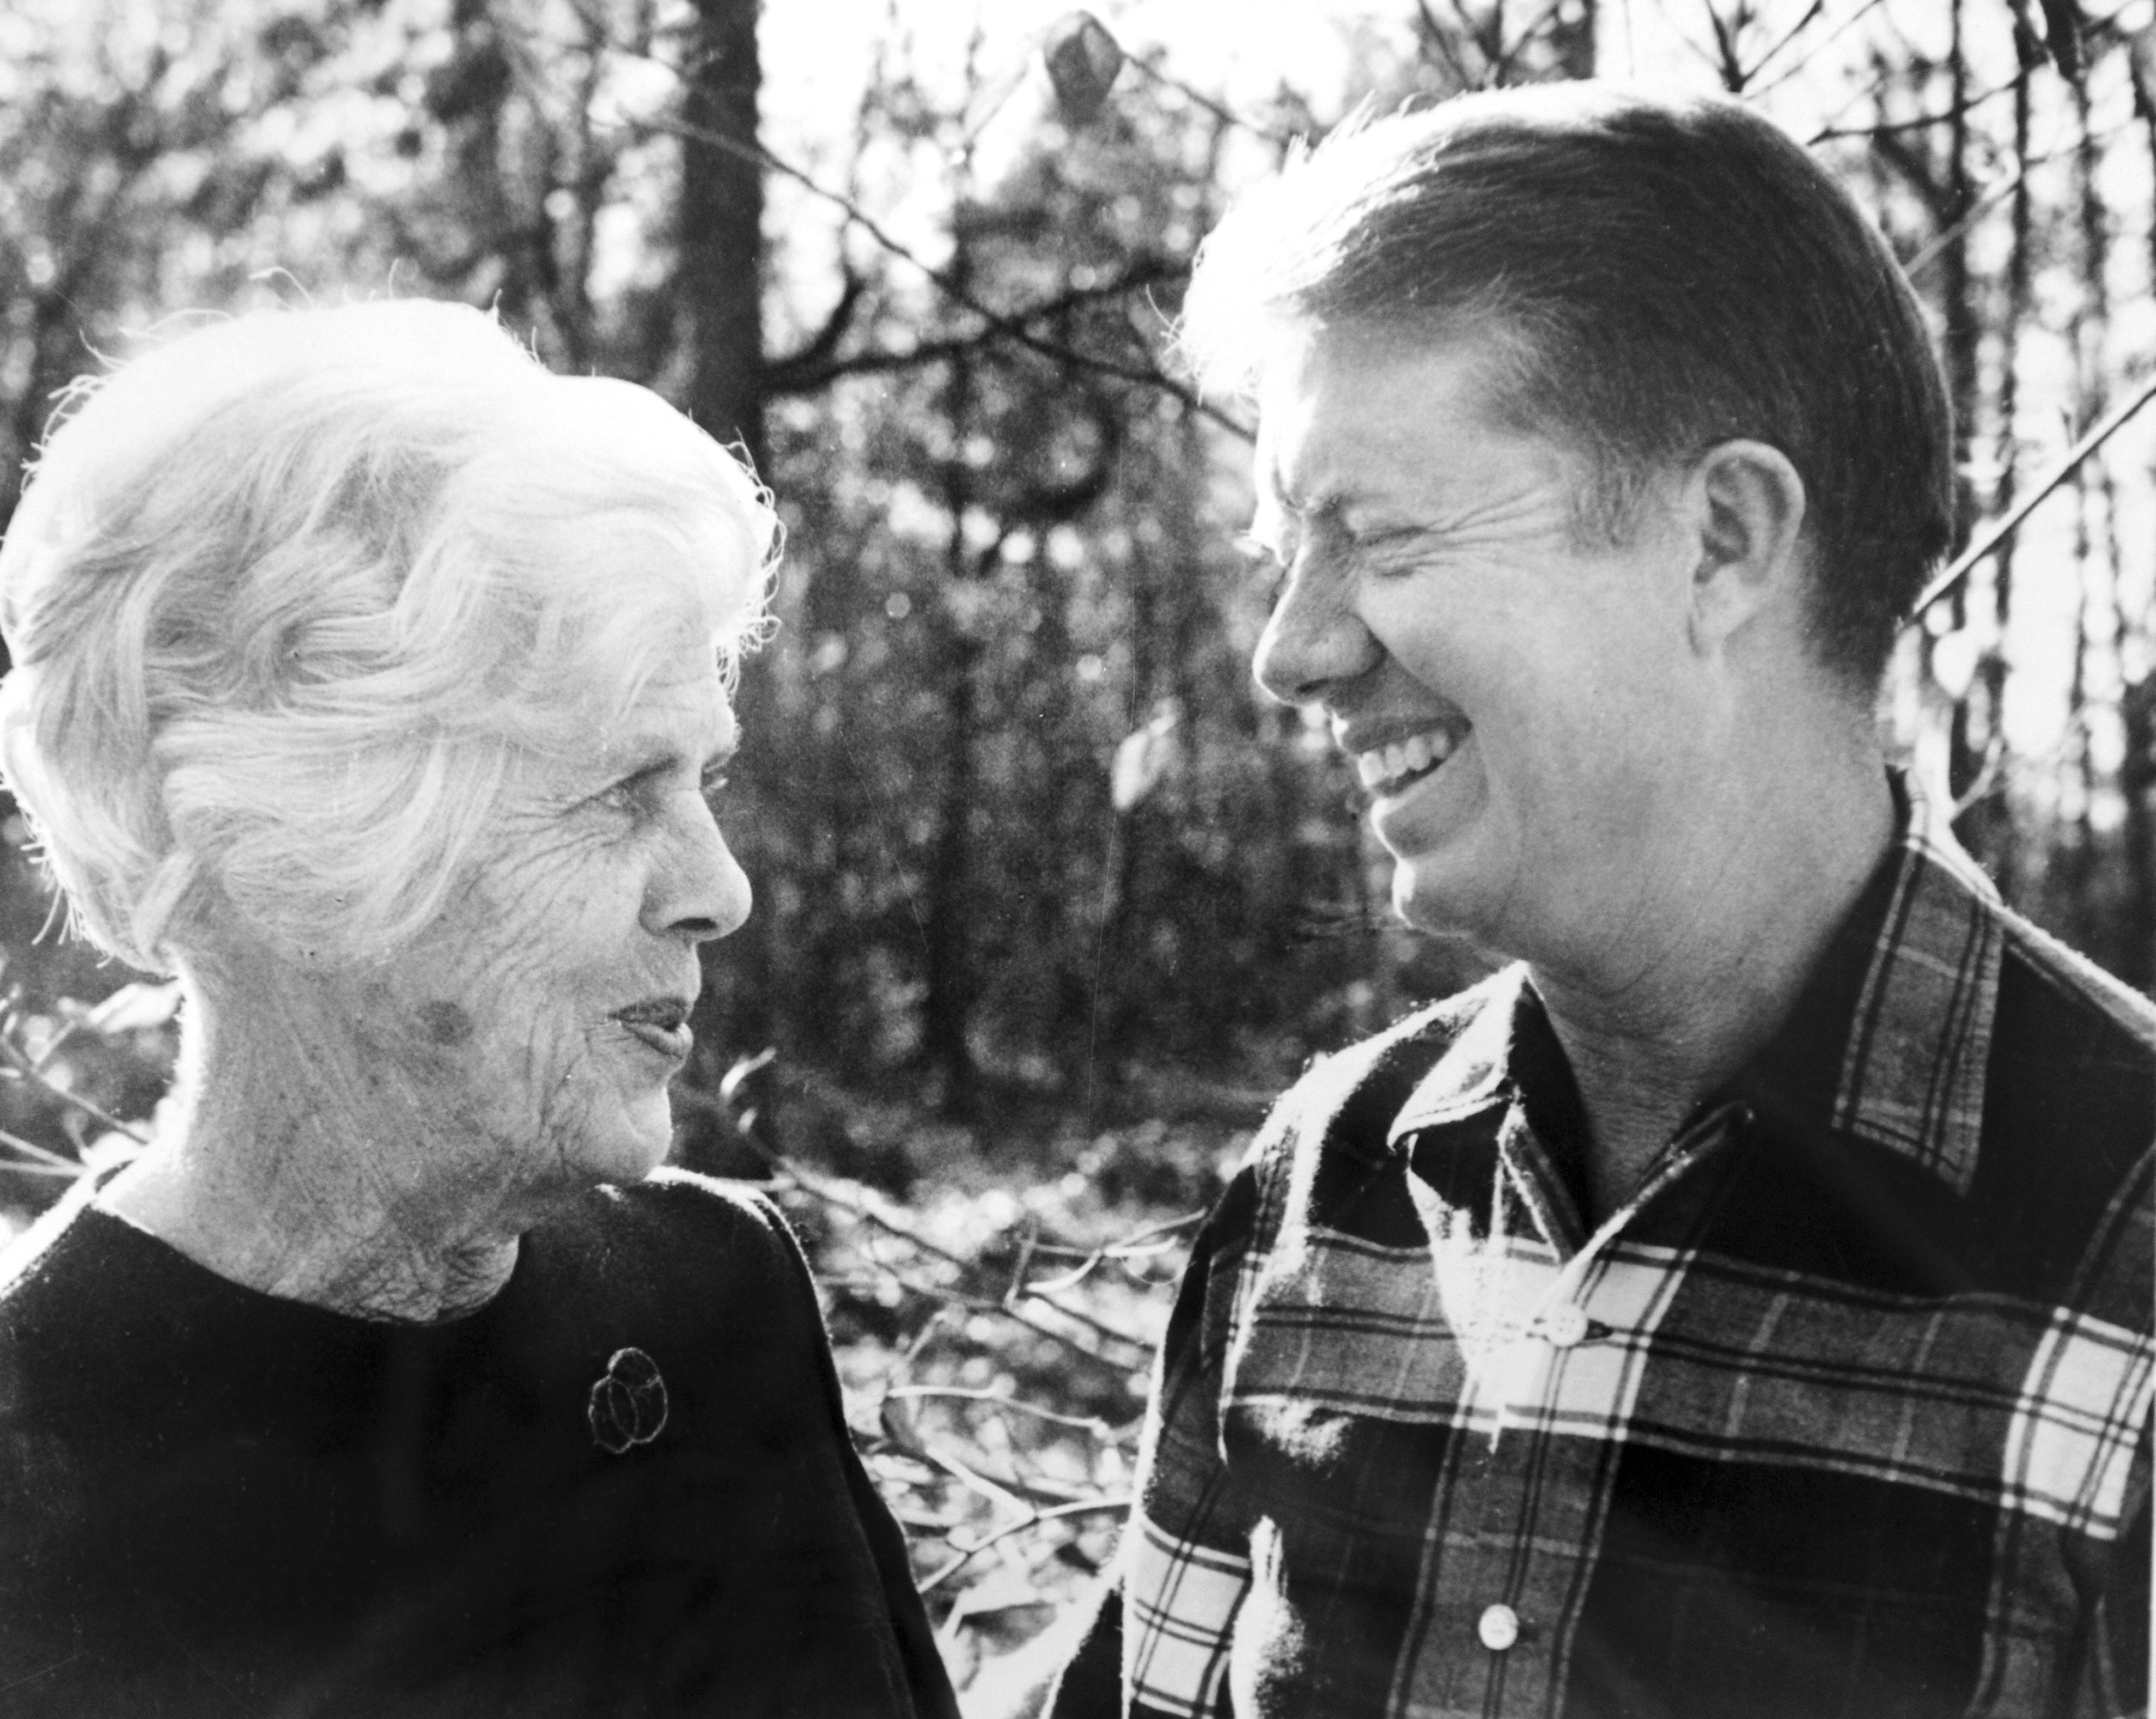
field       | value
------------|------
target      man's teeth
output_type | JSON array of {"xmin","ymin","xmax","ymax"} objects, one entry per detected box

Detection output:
[{"xmin": 1355, "ymin": 729, "xmax": 1461, "ymax": 790}]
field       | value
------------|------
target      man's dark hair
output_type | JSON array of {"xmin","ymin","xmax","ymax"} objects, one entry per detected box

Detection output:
[{"xmin": 1180, "ymin": 85, "xmax": 1954, "ymax": 690}]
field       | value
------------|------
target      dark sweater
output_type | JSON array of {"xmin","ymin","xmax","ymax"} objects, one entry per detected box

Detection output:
[{"xmin": 0, "ymin": 1167, "xmax": 959, "ymax": 1719}]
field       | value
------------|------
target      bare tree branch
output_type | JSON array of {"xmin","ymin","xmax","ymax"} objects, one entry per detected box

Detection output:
[
  {"xmin": 0, "ymin": 1031, "xmax": 148, "ymax": 1146},
  {"xmin": 1122, "ymin": 53, "xmax": 1292, "ymax": 141},
  {"xmin": 638, "ymin": 111, "xmax": 1248, "ymax": 435},
  {"xmin": 763, "ymin": 259, "xmax": 1185, "ymax": 395},
  {"xmin": 1413, "ymin": 0, "xmax": 1485, "ymax": 90},
  {"xmin": 1491, "ymin": 0, "xmax": 1578, "ymax": 81},
  {"xmin": 1743, "ymin": 0, "xmax": 1829, "ymax": 85},
  {"xmin": 1746, "ymin": 0, "xmax": 1890, "ymax": 98},
  {"xmin": 1810, "ymin": 68, "xmax": 2030, "ymax": 143},
  {"xmin": 1909, "ymin": 365, "xmax": 2156, "ymax": 623},
  {"xmin": 918, "ymin": 1496, "xmax": 1129, "ymax": 1593}
]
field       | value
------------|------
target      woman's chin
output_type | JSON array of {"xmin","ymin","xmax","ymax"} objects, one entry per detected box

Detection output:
[
  {"xmin": 618, "ymin": 1096, "xmax": 678, "ymax": 1179},
  {"xmin": 562, "ymin": 1095, "xmax": 676, "ymax": 1191}
]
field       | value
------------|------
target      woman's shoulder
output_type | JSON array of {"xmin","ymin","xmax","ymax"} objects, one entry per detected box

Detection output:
[
  {"xmin": 529, "ymin": 1169, "xmax": 816, "ymax": 1318},
  {"xmin": 586, "ymin": 1166, "xmax": 797, "ymax": 1254}
]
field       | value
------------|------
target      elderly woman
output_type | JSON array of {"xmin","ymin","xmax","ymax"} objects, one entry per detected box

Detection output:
[{"xmin": 0, "ymin": 302, "xmax": 957, "ymax": 1717}]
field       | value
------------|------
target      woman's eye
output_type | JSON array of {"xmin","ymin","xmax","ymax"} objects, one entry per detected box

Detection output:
[{"xmin": 594, "ymin": 770, "xmax": 662, "ymax": 817}]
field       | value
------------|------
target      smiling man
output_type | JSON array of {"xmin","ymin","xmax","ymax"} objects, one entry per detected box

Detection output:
[{"xmin": 1049, "ymin": 86, "xmax": 2152, "ymax": 1719}]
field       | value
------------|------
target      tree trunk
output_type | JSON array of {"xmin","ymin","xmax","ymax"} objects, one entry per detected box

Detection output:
[
  {"xmin": 2123, "ymin": 681, "xmax": 2156, "ymax": 992},
  {"xmin": 921, "ymin": 232, "xmax": 981, "ymax": 1118},
  {"xmin": 1552, "ymin": 0, "xmax": 1595, "ymax": 80},
  {"xmin": 1940, "ymin": 0, "xmax": 1983, "ymax": 811},
  {"xmin": 677, "ymin": 0, "xmax": 771, "ymax": 1077},
  {"xmin": 679, "ymin": 0, "xmax": 765, "ymax": 469},
  {"xmin": 1963, "ymin": 72, "xmax": 2032, "ymax": 885},
  {"xmin": 2123, "ymin": 81, "xmax": 2156, "ymax": 991}
]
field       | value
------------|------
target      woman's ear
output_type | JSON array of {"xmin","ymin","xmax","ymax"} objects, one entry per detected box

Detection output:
[{"xmin": 1682, "ymin": 439, "xmax": 1808, "ymax": 658}]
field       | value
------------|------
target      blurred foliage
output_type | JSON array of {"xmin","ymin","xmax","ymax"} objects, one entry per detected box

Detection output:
[{"xmin": 1, "ymin": 0, "xmax": 2155, "ymax": 1701}]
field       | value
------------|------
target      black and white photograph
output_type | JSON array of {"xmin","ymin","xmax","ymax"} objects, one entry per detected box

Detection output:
[{"xmin": 0, "ymin": 0, "xmax": 2148, "ymax": 1713}]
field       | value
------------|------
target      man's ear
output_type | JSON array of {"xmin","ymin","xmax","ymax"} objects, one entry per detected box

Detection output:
[{"xmin": 1682, "ymin": 439, "xmax": 1808, "ymax": 658}]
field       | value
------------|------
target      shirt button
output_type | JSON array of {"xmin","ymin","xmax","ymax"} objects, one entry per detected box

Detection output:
[
  {"xmin": 1543, "ymin": 1303, "xmax": 1591, "ymax": 1348},
  {"xmin": 1478, "ymin": 1603, "xmax": 1520, "ymax": 1652}
]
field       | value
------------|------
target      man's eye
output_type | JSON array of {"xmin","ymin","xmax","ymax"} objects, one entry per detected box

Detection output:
[
  {"xmin": 1354, "ymin": 531, "xmax": 1433, "ymax": 577},
  {"xmin": 699, "ymin": 767, "xmax": 730, "ymax": 808}
]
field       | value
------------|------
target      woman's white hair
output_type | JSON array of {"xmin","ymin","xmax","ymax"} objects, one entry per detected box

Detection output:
[{"xmin": 0, "ymin": 299, "xmax": 778, "ymax": 976}]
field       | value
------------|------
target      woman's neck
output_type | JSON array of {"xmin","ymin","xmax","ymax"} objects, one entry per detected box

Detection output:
[{"xmin": 98, "ymin": 962, "xmax": 526, "ymax": 1323}]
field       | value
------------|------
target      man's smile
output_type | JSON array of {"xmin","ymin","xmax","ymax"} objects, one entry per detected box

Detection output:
[
  {"xmin": 1336, "ymin": 711, "xmax": 1474, "ymax": 798},
  {"xmin": 1352, "ymin": 722, "xmax": 1469, "ymax": 794}
]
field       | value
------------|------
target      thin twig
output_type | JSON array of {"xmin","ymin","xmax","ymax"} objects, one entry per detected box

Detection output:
[
  {"xmin": 674, "ymin": 1087, "xmax": 1158, "ymax": 1354},
  {"xmin": 1809, "ymin": 71, "xmax": 2027, "ymax": 143},
  {"xmin": 1910, "ymin": 365, "xmax": 2156, "ymax": 622},
  {"xmin": 1747, "ymin": 0, "xmax": 1889, "ymax": 99},
  {"xmin": 920, "ymin": 1497, "xmax": 1131, "ymax": 1593},
  {"xmin": 1414, "ymin": 0, "xmax": 1484, "ymax": 90},
  {"xmin": 1950, "ymin": 733, "xmax": 2009, "ymax": 818},
  {"xmin": 885, "ymin": 1384, "xmax": 1123, "ymax": 1440},
  {"xmin": 1901, "ymin": 114, "xmax": 2139, "ymax": 280},
  {"xmin": 1740, "ymin": 0, "xmax": 1828, "ymax": 87},
  {"xmin": 0, "ymin": 1036, "xmax": 150, "ymax": 1146},
  {"xmin": 913, "ymin": 1438, "xmax": 1034, "ymax": 1517},
  {"xmin": 618, "ymin": 109, "xmax": 1251, "ymax": 439},
  {"xmin": 0, "ymin": 1126, "xmax": 80, "ymax": 1172},
  {"xmin": 875, "ymin": 1270, "xmax": 1150, "ymax": 1364},
  {"xmin": 1029, "ymin": 1209, "xmax": 1205, "ymax": 1260},
  {"xmin": 1121, "ymin": 55, "xmax": 1290, "ymax": 141},
  {"xmin": 1003, "ymin": 1216, "xmax": 1039, "ymax": 1308},
  {"xmin": 762, "ymin": 262, "xmax": 1187, "ymax": 394},
  {"xmin": 27, "ymin": 1019, "xmax": 86, "ymax": 1077},
  {"xmin": 1488, "ymin": 0, "xmax": 1573, "ymax": 81}
]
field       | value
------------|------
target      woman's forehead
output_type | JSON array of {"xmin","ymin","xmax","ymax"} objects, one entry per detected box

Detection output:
[{"xmin": 598, "ymin": 657, "xmax": 737, "ymax": 762}]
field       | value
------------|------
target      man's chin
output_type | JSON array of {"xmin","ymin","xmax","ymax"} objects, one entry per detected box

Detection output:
[{"xmin": 1389, "ymin": 853, "xmax": 1491, "ymax": 941}]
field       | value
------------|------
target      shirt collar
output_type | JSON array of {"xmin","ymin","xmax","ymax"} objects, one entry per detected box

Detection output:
[
  {"xmin": 1386, "ymin": 771, "xmax": 2006, "ymax": 1198},
  {"xmin": 1821, "ymin": 771, "xmax": 2003, "ymax": 1194}
]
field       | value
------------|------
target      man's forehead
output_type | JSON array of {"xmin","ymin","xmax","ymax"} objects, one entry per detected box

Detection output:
[{"xmin": 1250, "ymin": 321, "xmax": 1549, "ymax": 523}]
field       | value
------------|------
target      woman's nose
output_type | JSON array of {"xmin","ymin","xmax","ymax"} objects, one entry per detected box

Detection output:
[
  {"xmin": 646, "ymin": 796, "xmax": 751, "ymax": 944},
  {"xmin": 1252, "ymin": 561, "xmax": 1381, "ymax": 707}
]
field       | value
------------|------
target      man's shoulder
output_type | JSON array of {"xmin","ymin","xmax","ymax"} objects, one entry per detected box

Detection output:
[
  {"xmin": 1971, "ymin": 905, "xmax": 2155, "ymax": 1319},
  {"xmin": 1993, "ymin": 904, "xmax": 2156, "ymax": 1062},
  {"xmin": 1241, "ymin": 967, "xmax": 1516, "ymax": 1181},
  {"xmin": 1982, "ymin": 899, "xmax": 2156, "ymax": 1143}
]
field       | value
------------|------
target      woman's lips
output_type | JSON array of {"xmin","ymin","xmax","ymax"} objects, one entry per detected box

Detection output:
[
  {"xmin": 620, "ymin": 1021, "xmax": 692, "ymax": 1060},
  {"xmin": 613, "ymin": 1000, "xmax": 692, "ymax": 1061}
]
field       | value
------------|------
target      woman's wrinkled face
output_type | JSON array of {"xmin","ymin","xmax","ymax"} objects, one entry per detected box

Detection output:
[{"xmin": 350, "ymin": 630, "xmax": 748, "ymax": 1221}]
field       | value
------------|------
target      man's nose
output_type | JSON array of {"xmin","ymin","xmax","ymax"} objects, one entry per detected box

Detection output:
[
  {"xmin": 646, "ymin": 795, "xmax": 752, "ymax": 944},
  {"xmin": 1252, "ymin": 561, "xmax": 1381, "ymax": 706}
]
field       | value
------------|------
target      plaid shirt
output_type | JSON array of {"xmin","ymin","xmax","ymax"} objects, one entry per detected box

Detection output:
[{"xmin": 1052, "ymin": 786, "xmax": 2153, "ymax": 1719}]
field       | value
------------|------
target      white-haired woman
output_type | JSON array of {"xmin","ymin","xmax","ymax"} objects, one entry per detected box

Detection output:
[{"xmin": 0, "ymin": 302, "xmax": 957, "ymax": 1719}]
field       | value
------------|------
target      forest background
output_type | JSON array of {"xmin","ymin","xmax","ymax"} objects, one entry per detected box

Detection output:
[{"xmin": 1, "ymin": 0, "xmax": 2153, "ymax": 1705}]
